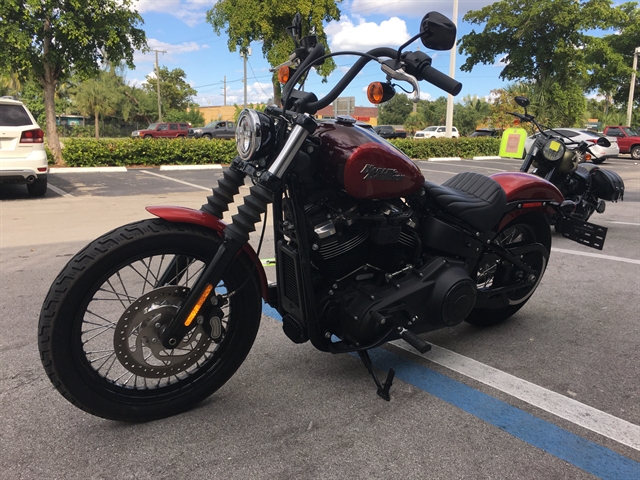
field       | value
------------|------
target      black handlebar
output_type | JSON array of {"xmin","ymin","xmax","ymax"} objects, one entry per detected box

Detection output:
[{"xmin": 419, "ymin": 64, "xmax": 462, "ymax": 96}]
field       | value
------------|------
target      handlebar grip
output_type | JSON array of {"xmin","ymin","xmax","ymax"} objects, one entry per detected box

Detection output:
[{"xmin": 420, "ymin": 65, "xmax": 462, "ymax": 96}]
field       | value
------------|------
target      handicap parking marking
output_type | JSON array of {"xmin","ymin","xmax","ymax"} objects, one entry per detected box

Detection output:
[{"xmin": 261, "ymin": 299, "xmax": 640, "ymax": 478}]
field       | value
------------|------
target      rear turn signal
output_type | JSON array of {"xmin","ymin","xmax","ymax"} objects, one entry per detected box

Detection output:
[
  {"xmin": 20, "ymin": 129, "xmax": 44, "ymax": 144},
  {"xmin": 367, "ymin": 82, "xmax": 395, "ymax": 104},
  {"xmin": 278, "ymin": 66, "xmax": 291, "ymax": 84}
]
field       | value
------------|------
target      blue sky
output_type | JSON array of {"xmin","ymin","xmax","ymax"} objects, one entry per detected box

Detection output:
[{"xmin": 129, "ymin": 0, "xmax": 514, "ymax": 108}]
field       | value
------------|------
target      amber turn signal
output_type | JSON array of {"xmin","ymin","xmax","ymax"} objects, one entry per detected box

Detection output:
[
  {"xmin": 278, "ymin": 66, "xmax": 290, "ymax": 84},
  {"xmin": 367, "ymin": 82, "xmax": 395, "ymax": 104}
]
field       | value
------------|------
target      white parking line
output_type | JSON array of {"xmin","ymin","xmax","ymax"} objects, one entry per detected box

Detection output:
[
  {"xmin": 392, "ymin": 341, "xmax": 640, "ymax": 451},
  {"xmin": 552, "ymin": 247, "xmax": 640, "ymax": 265},
  {"xmin": 47, "ymin": 183, "xmax": 73, "ymax": 197},
  {"xmin": 139, "ymin": 169, "xmax": 212, "ymax": 191}
]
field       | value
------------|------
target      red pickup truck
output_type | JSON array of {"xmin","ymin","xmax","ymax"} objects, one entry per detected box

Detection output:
[
  {"xmin": 602, "ymin": 126, "xmax": 640, "ymax": 159},
  {"xmin": 131, "ymin": 122, "xmax": 191, "ymax": 139}
]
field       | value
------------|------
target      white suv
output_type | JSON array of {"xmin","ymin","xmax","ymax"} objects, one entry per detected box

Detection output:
[
  {"xmin": 0, "ymin": 96, "xmax": 48, "ymax": 196},
  {"xmin": 414, "ymin": 126, "xmax": 459, "ymax": 138}
]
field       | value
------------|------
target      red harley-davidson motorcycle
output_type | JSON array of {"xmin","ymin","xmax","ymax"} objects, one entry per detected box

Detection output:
[{"xmin": 38, "ymin": 12, "xmax": 607, "ymax": 421}]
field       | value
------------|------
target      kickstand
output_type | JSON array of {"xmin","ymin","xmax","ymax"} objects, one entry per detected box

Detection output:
[{"xmin": 357, "ymin": 350, "xmax": 395, "ymax": 401}]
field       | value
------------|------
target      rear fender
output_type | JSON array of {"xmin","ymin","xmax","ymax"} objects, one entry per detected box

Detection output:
[
  {"xmin": 146, "ymin": 206, "xmax": 268, "ymax": 300},
  {"xmin": 490, "ymin": 172, "xmax": 564, "ymax": 230}
]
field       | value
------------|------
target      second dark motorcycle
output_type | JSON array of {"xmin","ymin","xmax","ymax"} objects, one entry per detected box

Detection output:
[{"xmin": 511, "ymin": 96, "xmax": 624, "ymax": 225}]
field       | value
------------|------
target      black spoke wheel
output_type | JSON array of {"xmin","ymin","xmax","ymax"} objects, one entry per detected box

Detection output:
[
  {"xmin": 38, "ymin": 219, "xmax": 262, "ymax": 421},
  {"xmin": 466, "ymin": 213, "xmax": 550, "ymax": 326}
]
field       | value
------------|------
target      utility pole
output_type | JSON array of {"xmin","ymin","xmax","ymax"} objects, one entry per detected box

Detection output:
[
  {"xmin": 240, "ymin": 48, "xmax": 252, "ymax": 109},
  {"xmin": 445, "ymin": 0, "xmax": 459, "ymax": 138},
  {"xmin": 223, "ymin": 76, "xmax": 227, "ymax": 106},
  {"xmin": 626, "ymin": 47, "xmax": 640, "ymax": 127},
  {"xmin": 154, "ymin": 49, "xmax": 167, "ymax": 122}
]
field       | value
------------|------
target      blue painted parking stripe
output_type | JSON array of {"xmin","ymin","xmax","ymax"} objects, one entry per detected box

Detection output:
[
  {"xmin": 368, "ymin": 348, "xmax": 640, "ymax": 480},
  {"xmin": 261, "ymin": 303, "xmax": 640, "ymax": 479}
]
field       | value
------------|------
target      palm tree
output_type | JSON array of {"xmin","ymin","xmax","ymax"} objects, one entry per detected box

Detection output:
[{"xmin": 71, "ymin": 70, "xmax": 120, "ymax": 138}]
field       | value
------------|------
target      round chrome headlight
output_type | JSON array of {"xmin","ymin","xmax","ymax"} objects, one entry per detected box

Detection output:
[
  {"xmin": 236, "ymin": 109, "xmax": 261, "ymax": 160},
  {"xmin": 541, "ymin": 138, "xmax": 566, "ymax": 162}
]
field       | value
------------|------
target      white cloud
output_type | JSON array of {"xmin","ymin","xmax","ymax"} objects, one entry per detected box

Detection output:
[
  {"xmin": 326, "ymin": 16, "xmax": 410, "ymax": 51},
  {"xmin": 349, "ymin": 0, "xmax": 499, "ymax": 18},
  {"xmin": 133, "ymin": 0, "xmax": 210, "ymax": 26},
  {"xmin": 134, "ymin": 38, "xmax": 209, "ymax": 64},
  {"xmin": 198, "ymin": 81, "xmax": 274, "ymax": 107}
]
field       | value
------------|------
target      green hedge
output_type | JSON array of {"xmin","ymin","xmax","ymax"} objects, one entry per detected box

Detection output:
[
  {"xmin": 389, "ymin": 137, "xmax": 501, "ymax": 159},
  {"xmin": 59, "ymin": 138, "xmax": 237, "ymax": 167},
  {"xmin": 52, "ymin": 137, "xmax": 501, "ymax": 167}
]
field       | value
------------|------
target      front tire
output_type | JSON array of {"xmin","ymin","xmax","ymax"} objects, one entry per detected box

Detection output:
[
  {"xmin": 38, "ymin": 219, "xmax": 262, "ymax": 421},
  {"xmin": 465, "ymin": 214, "xmax": 551, "ymax": 326}
]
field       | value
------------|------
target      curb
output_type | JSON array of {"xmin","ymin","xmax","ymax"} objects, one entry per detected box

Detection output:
[
  {"xmin": 472, "ymin": 156, "xmax": 503, "ymax": 160},
  {"xmin": 49, "ymin": 165, "xmax": 224, "ymax": 173},
  {"xmin": 49, "ymin": 166, "xmax": 128, "ymax": 173},
  {"xmin": 427, "ymin": 157, "xmax": 462, "ymax": 162}
]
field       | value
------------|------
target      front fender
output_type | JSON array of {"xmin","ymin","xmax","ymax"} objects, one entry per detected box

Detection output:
[
  {"xmin": 146, "ymin": 206, "xmax": 268, "ymax": 300},
  {"xmin": 490, "ymin": 172, "xmax": 564, "ymax": 230}
]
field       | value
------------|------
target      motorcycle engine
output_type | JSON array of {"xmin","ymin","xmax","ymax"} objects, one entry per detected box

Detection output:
[
  {"xmin": 305, "ymin": 196, "xmax": 419, "ymax": 280},
  {"xmin": 297, "ymin": 195, "xmax": 475, "ymax": 347}
]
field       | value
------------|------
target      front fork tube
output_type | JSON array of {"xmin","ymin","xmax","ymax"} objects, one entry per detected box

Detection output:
[{"xmin": 160, "ymin": 122, "xmax": 311, "ymax": 349}]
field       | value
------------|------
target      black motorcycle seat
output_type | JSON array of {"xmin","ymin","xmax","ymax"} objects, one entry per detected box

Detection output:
[{"xmin": 423, "ymin": 172, "xmax": 507, "ymax": 232}]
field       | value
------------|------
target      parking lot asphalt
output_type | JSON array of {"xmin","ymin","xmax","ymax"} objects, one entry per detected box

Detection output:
[{"xmin": 1, "ymin": 157, "xmax": 639, "ymax": 479}]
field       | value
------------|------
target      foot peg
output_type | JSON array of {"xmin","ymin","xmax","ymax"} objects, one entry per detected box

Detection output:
[{"xmin": 398, "ymin": 327, "xmax": 432, "ymax": 354}]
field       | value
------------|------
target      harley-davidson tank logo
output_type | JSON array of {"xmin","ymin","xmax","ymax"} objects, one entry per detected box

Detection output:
[{"xmin": 360, "ymin": 164, "xmax": 405, "ymax": 181}]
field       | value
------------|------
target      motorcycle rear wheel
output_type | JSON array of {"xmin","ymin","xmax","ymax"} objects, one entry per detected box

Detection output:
[
  {"xmin": 38, "ymin": 219, "xmax": 262, "ymax": 421},
  {"xmin": 465, "ymin": 213, "xmax": 551, "ymax": 327}
]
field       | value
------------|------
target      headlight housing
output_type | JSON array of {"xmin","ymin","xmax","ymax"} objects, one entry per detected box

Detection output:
[
  {"xmin": 541, "ymin": 138, "xmax": 566, "ymax": 162},
  {"xmin": 236, "ymin": 109, "xmax": 275, "ymax": 161}
]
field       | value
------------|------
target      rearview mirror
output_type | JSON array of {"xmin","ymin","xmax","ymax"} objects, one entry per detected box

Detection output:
[
  {"xmin": 597, "ymin": 137, "xmax": 611, "ymax": 147},
  {"xmin": 420, "ymin": 12, "xmax": 456, "ymax": 51},
  {"xmin": 515, "ymin": 96, "xmax": 530, "ymax": 108}
]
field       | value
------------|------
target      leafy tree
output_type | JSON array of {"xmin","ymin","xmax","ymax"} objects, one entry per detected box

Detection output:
[
  {"xmin": 164, "ymin": 108, "xmax": 205, "ymax": 126},
  {"xmin": 0, "ymin": 0, "xmax": 146, "ymax": 164},
  {"xmin": 143, "ymin": 67, "xmax": 198, "ymax": 116},
  {"xmin": 207, "ymin": 0, "xmax": 341, "ymax": 105},
  {"xmin": 404, "ymin": 112, "xmax": 426, "ymax": 135},
  {"xmin": 585, "ymin": 4, "xmax": 640, "ymax": 105},
  {"xmin": 419, "ymin": 97, "xmax": 448, "ymax": 126},
  {"xmin": 453, "ymin": 94, "xmax": 492, "ymax": 135},
  {"xmin": 378, "ymin": 94, "xmax": 413, "ymax": 125},
  {"xmin": 458, "ymin": 0, "xmax": 638, "ymax": 126}
]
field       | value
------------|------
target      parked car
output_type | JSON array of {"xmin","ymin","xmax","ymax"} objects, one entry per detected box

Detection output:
[
  {"xmin": 470, "ymin": 128, "xmax": 502, "ymax": 138},
  {"xmin": 188, "ymin": 120, "xmax": 235, "ymax": 140},
  {"xmin": 602, "ymin": 126, "xmax": 640, "ymax": 159},
  {"xmin": 414, "ymin": 126, "xmax": 459, "ymax": 138},
  {"xmin": 131, "ymin": 122, "xmax": 191, "ymax": 139},
  {"xmin": 524, "ymin": 128, "xmax": 619, "ymax": 164},
  {"xmin": 373, "ymin": 125, "xmax": 407, "ymax": 139},
  {"xmin": 0, "ymin": 96, "xmax": 48, "ymax": 196}
]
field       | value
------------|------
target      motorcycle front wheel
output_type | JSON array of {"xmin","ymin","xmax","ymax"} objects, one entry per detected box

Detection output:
[
  {"xmin": 465, "ymin": 213, "xmax": 551, "ymax": 327},
  {"xmin": 38, "ymin": 219, "xmax": 262, "ymax": 421}
]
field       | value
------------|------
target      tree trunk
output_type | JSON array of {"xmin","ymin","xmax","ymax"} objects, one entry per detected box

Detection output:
[
  {"xmin": 272, "ymin": 76, "xmax": 282, "ymax": 107},
  {"xmin": 42, "ymin": 18, "xmax": 63, "ymax": 166},
  {"xmin": 94, "ymin": 109, "xmax": 100, "ymax": 139},
  {"xmin": 42, "ymin": 75, "xmax": 63, "ymax": 166}
]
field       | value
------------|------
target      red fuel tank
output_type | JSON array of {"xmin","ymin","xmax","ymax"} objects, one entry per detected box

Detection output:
[{"xmin": 313, "ymin": 120, "xmax": 424, "ymax": 199}]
